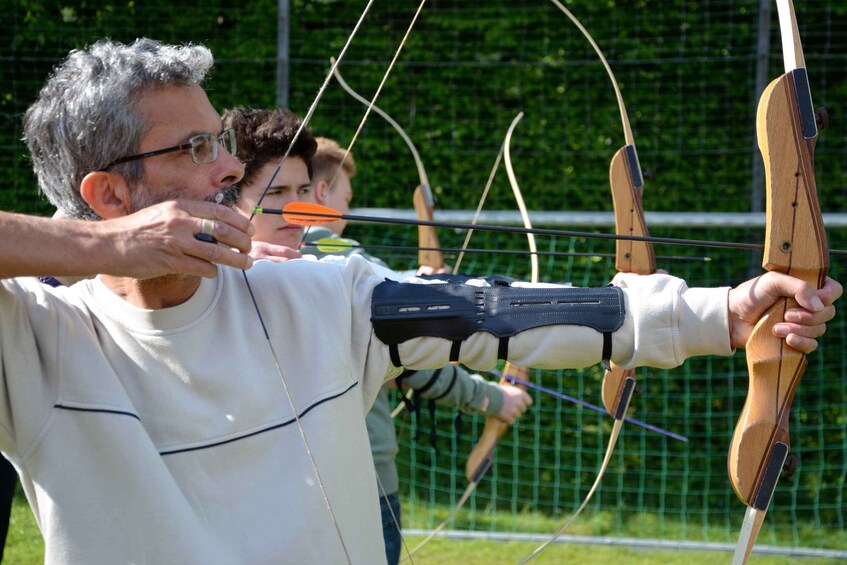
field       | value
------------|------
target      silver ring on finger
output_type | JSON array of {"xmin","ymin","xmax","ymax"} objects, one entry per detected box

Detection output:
[{"xmin": 196, "ymin": 218, "xmax": 218, "ymax": 244}]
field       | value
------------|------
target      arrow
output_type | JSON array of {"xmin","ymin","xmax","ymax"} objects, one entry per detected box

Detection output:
[{"xmin": 268, "ymin": 202, "xmax": 847, "ymax": 255}]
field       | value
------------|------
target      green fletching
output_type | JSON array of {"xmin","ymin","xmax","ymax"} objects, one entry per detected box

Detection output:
[{"xmin": 311, "ymin": 238, "xmax": 353, "ymax": 253}]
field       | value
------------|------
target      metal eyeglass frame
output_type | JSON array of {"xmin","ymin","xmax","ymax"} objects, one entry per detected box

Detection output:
[{"xmin": 99, "ymin": 128, "xmax": 237, "ymax": 171}]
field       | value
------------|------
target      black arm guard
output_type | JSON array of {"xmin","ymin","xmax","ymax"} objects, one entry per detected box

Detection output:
[{"xmin": 371, "ymin": 279, "xmax": 625, "ymax": 367}]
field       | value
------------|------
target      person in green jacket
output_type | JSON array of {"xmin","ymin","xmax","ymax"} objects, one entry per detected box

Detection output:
[
  {"xmin": 305, "ymin": 136, "xmax": 533, "ymax": 564},
  {"xmin": 224, "ymin": 108, "xmax": 532, "ymax": 565}
]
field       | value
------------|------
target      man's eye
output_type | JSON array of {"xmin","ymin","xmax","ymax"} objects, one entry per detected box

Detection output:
[
  {"xmin": 191, "ymin": 138, "xmax": 213, "ymax": 160},
  {"xmin": 298, "ymin": 187, "xmax": 311, "ymax": 195}
]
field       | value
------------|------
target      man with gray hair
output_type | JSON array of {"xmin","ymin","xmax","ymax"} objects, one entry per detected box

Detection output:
[{"xmin": 0, "ymin": 38, "xmax": 839, "ymax": 564}]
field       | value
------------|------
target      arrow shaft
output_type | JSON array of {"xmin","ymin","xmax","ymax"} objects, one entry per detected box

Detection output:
[
  {"xmin": 268, "ymin": 205, "xmax": 766, "ymax": 251},
  {"xmin": 302, "ymin": 240, "xmax": 711, "ymax": 262},
  {"xmin": 277, "ymin": 207, "xmax": 847, "ymax": 256},
  {"xmin": 495, "ymin": 372, "xmax": 687, "ymax": 443}
]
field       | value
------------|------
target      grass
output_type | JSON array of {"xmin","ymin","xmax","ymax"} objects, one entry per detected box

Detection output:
[
  {"xmin": 4, "ymin": 491, "xmax": 43, "ymax": 564},
  {"xmin": 401, "ymin": 498, "xmax": 847, "ymax": 552},
  {"xmin": 4, "ymin": 491, "xmax": 844, "ymax": 564},
  {"xmin": 401, "ymin": 536, "xmax": 846, "ymax": 564}
]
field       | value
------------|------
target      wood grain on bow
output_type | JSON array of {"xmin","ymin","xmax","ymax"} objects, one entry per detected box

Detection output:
[
  {"xmin": 519, "ymin": 4, "xmax": 655, "ymax": 561},
  {"xmin": 729, "ymin": 2, "xmax": 828, "ymax": 562}
]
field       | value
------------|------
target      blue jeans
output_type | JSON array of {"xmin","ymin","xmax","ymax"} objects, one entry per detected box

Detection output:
[{"xmin": 379, "ymin": 492, "xmax": 402, "ymax": 565}]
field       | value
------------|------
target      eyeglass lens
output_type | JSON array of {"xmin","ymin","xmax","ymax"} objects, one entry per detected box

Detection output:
[{"xmin": 190, "ymin": 130, "xmax": 237, "ymax": 164}]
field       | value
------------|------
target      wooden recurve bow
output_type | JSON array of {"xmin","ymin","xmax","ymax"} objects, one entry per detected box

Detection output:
[
  {"xmin": 462, "ymin": 111, "xmax": 537, "ymax": 515},
  {"xmin": 331, "ymin": 59, "xmax": 443, "ymax": 420},
  {"xmin": 729, "ymin": 2, "xmax": 828, "ymax": 562},
  {"xmin": 401, "ymin": 112, "xmax": 536, "ymax": 561},
  {"xmin": 518, "ymin": 3, "xmax": 655, "ymax": 561},
  {"xmin": 331, "ymin": 57, "xmax": 439, "ymax": 272}
]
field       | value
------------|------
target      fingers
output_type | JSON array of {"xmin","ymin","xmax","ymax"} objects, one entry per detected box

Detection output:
[
  {"xmin": 193, "ymin": 202, "xmax": 254, "ymax": 254},
  {"xmin": 730, "ymin": 272, "xmax": 840, "ymax": 353},
  {"xmin": 415, "ymin": 265, "xmax": 453, "ymax": 276},
  {"xmin": 249, "ymin": 241, "xmax": 302, "ymax": 263},
  {"xmin": 782, "ymin": 303, "xmax": 835, "ymax": 326},
  {"xmin": 496, "ymin": 385, "xmax": 533, "ymax": 424},
  {"xmin": 765, "ymin": 273, "xmax": 839, "ymax": 350},
  {"xmin": 755, "ymin": 271, "xmax": 828, "ymax": 312},
  {"xmin": 181, "ymin": 205, "xmax": 254, "ymax": 272},
  {"xmin": 818, "ymin": 276, "xmax": 844, "ymax": 305},
  {"xmin": 187, "ymin": 236, "xmax": 254, "ymax": 274},
  {"xmin": 782, "ymin": 333, "xmax": 820, "ymax": 354},
  {"xmin": 129, "ymin": 200, "xmax": 257, "ymax": 277}
]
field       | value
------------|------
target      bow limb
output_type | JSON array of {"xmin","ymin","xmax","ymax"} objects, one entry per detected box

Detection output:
[
  {"xmin": 521, "ymin": 140, "xmax": 656, "ymax": 563},
  {"xmin": 519, "ymin": 6, "xmax": 655, "ymax": 562},
  {"xmin": 452, "ymin": 143, "xmax": 505, "ymax": 274},
  {"xmin": 456, "ymin": 115, "xmax": 534, "ymax": 488},
  {"xmin": 466, "ymin": 112, "xmax": 536, "ymax": 484},
  {"xmin": 330, "ymin": 59, "xmax": 443, "ymax": 272},
  {"xmin": 402, "ymin": 114, "xmax": 535, "ymax": 561},
  {"xmin": 330, "ymin": 59, "xmax": 439, "ymax": 428},
  {"xmin": 400, "ymin": 361, "xmax": 531, "ymax": 562},
  {"xmin": 502, "ymin": 112, "xmax": 540, "ymax": 282},
  {"xmin": 729, "ymin": 2, "xmax": 828, "ymax": 562}
]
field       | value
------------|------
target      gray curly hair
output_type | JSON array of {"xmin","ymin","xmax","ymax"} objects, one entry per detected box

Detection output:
[{"xmin": 23, "ymin": 38, "xmax": 214, "ymax": 219}]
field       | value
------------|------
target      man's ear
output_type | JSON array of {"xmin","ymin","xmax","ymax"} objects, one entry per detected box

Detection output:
[
  {"xmin": 79, "ymin": 171, "xmax": 133, "ymax": 219},
  {"xmin": 313, "ymin": 179, "xmax": 329, "ymax": 205}
]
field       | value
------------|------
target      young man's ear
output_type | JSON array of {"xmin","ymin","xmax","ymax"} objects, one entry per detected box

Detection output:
[
  {"xmin": 79, "ymin": 171, "xmax": 133, "ymax": 219},
  {"xmin": 312, "ymin": 179, "xmax": 329, "ymax": 205}
]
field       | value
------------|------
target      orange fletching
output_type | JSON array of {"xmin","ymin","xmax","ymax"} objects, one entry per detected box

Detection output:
[{"xmin": 282, "ymin": 202, "xmax": 342, "ymax": 226}]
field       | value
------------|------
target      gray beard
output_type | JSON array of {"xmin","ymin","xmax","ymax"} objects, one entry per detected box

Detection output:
[{"xmin": 128, "ymin": 183, "xmax": 239, "ymax": 213}]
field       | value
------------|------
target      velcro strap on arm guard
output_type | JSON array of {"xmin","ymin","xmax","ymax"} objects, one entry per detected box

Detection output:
[{"xmin": 371, "ymin": 280, "xmax": 625, "ymax": 367}]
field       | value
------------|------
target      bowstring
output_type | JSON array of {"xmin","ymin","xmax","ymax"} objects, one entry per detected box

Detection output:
[
  {"xmin": 240, "ymin": 1, "xmax": 383, "ymax": 561},
  {"xmin": 253, "ymin": 1, "xmax": 430, "ymax": 562}
]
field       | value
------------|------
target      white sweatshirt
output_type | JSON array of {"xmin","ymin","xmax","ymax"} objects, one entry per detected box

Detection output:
[{"xmin": 0, "ymin": 256, "xmax": 731, "ymax": 564}]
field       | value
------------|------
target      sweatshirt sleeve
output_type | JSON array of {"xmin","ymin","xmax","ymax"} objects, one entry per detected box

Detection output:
[
  {"xmin": 0, "ymin": 278, "xmax": 65, "ymax": 459},
  {"xmin": 346, "ymin": 256, "xmax": 733, "ymax": 406},
  {"xmin": 402, "ymin": 366, "xmax": 504, "ymax": 416},
  {"xmin": 387, "ymin": 273, "xmax": 733, "ymax": 372}
]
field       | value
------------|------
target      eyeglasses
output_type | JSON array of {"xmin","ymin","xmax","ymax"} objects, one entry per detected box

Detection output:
[{"xmin": 99, "ymin": 128, "xmax": 237, "ymax": 170}]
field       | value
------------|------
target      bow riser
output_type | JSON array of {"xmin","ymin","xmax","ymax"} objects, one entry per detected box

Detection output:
[
  {"xmin": 412, "ymin": 185, "xmax": 444, "ymax": 270},
  {"xmin": 729, "ymin": 299, "xmax": 806, "ymax": 504},
  {"xmin": 464, "ymin": 363, "xmax": 529, "ymax": 482},
  {"xmin": 729, "ymin": 54, "xmax": 828, "ymax": 531},
  {"xmin": 758, "ymin": 71, "xmax": 828, "ymax": 284},
  {"xmin": 610, "ymin": 145, "xmax": 654, "ymax": 275},
  {"xmin": 603, "ymin": 144, "xmax": 656, "ymax": 416},
  {"xmin": 601, "ymin": 368, "xmax": 636, "ymax": 418}
]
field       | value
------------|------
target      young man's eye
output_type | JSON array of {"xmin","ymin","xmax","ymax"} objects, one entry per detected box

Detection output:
[{"xmin": 297, "ymin": 187, "xmax": 311, "ymax": 195}]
